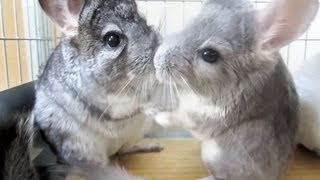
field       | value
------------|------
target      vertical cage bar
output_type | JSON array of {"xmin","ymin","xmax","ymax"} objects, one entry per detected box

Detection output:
[
  {"xmin": 33, "ymin": 0, "xmax": 41, "ymax": 72},
  {"xmin": 163, "ymin": 0, "xmax": 167, "ymax": 36},
  {"xmin": 304, "ymin": 31, "xmax": 309, "ymax": 62},
  {"xmin": 44, "ymin": 10, "xmax": 50, "ymax": 62},
  {"xmin": 13, "ymin": 0, "xmax": 23, "ymax": 83},
  {"xmin": 53, "ymin": 21, "xmax": 57, "ymax": 46},
  {"xmin": 0, "ymin": 0, "xmax": 9, "ymax": 88},
  {"xmin": 182, "ymin": 1, "xmax": 185, "ymax": 28},
  {"xmin": 26, "ymin": 0, "xmax": 34, "ymax": 79},
  {"xmin": 39, "ymin": 1, "xmax": 45, "ymax": 65}
]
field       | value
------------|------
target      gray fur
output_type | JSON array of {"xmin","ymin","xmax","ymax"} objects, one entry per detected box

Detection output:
[
  {"xmin": 152, "ymin": 0, "xmax": 299, "ymax": 179},
  {"xmin": 33, "ymin": 0, "xmax": 159, "ymax": 174},
  {"xmin": 3, "ymin": 115, "xmax": 39, "ymax": 180},
  {"xmin": 3, "ymin": 0, "xmax": 160, "ymax": 178},
  {"xmin": 2, "ymin": 116, "xmax": 141, "ymax": 180}
]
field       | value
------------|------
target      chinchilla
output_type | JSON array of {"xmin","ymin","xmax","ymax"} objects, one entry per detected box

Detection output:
[
  {"xmin": 2, "ymin": 0, "xmax": 161, "ymax": 179},
  {"xmin": 294, "ymin": 53, "xmax": 320, "ymax": 155},
  {"xmin": 151, "ymin": 0, "xmax": 319, "ymax": 179}
]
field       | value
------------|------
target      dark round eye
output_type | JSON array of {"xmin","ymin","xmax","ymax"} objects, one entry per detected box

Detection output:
[
  {"xmin": 201, "ymin": 48, "xmax": 220, "ymax": 63},
  {"xmin": 104, "ymin": 32, "xmax": 121, "ymax": 48}
]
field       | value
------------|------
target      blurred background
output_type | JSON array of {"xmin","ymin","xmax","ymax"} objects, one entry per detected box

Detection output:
[{"xmin": 0, "ymin": 0, "xmax": 319, "ymax": 91}]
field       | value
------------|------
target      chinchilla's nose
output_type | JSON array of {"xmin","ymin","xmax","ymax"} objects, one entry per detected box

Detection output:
[{"xmin": 153, "ymin": 43, "xmax": 176, "ymax": 83}]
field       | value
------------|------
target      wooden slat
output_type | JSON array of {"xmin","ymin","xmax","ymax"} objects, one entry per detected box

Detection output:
[
  {"xmin": 16, "ymin": 0, "xmax": 30, "ymax": 84},
  {"xmin": 2, "ymin": 0, "xmax": 20, "ymax": 88},
  {"xmin": 0, "ymin": 41, "xmax": 7, "ymax": 91},
  {"xmin": 6, "ymin": 40, "xmax": 20, "ymax": 87},
  {"xmin": 119, "ymin": 139, "xmax": 208, "ymax": 180},
  {"xmin": 118, "ymin": 139, "xmax": 320, "ymax": 180},
  {"xmin": 0, "ymin": 0, "xmax": 31, "ymax": 90}
]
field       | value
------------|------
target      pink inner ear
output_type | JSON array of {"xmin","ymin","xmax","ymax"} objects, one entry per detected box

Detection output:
[
  {"xmin": 257, "ymin": 2, "xmax": 278, "ymax": 33},
  {"xmin": 257, "ymin": 0, "xmax": 319, "ymax": 51},
  {"xmin": 39, "ymin": 0, "xmax": 85, "ymax": 35},
  {"xmin": 68, "ymin": 0, "xmax": 85, "ymax": 16},
  {"xmin": 39, "ymin": 0, "xmax": 66, "ymax": 28}
]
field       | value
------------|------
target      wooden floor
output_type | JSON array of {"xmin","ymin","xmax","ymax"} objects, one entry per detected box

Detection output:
[{"xmin": 119, "ymin": 139, "xmax": 320, "ymax": 180}]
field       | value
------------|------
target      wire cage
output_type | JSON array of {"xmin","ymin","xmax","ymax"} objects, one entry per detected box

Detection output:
[{"xmin": 0, "ymin": 0, "xmax": 319, "ymax": 91}]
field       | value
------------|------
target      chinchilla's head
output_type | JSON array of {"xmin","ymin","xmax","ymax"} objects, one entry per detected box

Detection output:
[
  {"xmin": 154, "ymin": 0, "xmax": 318, "ymax": 104},
  {"xmin": 39, "ymin": 0, "xmax": 160, "ymax": 103}
]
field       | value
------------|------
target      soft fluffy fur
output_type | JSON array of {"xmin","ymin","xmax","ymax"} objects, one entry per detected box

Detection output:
[
  {"xmin": 151, "ymin": 0, "xmax": 318, "ymax": 179},
  {"xmin": 3, "ymin": 0, "xmax": 160, "ymax": 179},
  {"xmin": 34, "ymin": 0, "xmax": 160, "ymax": 166},
  {"xmin": 295, "ymin": 53, "xmax": 320, "ymax": 155},
  {"xmin": 1, "ymin": 115, "xmax": 142, "ymax": 180},
  {"xmin": 2, "ymin": 115, "xmax": 39, "ymax": 180}
]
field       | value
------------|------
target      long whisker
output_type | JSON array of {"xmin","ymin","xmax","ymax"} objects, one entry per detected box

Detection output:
[
  {"xmin": 132, "ymin": 76, "xmax": 144, "ymax": 106},
  {"xmin": 169, "ymin": 76, "xmax": 175, "ymax": 110},
  {"xmin": 97, "ymin": 77, "xmax": 134, "ymax": 121},
  {"xmin": 172, "ymin": 79, "xmax": 181, "ymax": 98},
  {"xmin": 178, "ymin": 73, "xmax": 198, "ymax": 97}
]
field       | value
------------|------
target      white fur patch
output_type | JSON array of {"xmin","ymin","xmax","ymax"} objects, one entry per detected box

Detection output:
[
  {"xmin": 179, "ymin": 93, "xmax": 225, "ymax": 116},
  {"xmin": 106, "ymin": 95, "xmax": 139, "ymax": 119},
  {"xmin": 295, "ymin": 53, "xmax": 320, "ymax": 154},
  {"xmin": 154, "ymin": 92, "xmax": 226, "ymax": 138},
  {"xmin": 178, "ymin": 93, "xmax": 226, "ymax": 129},
  {"xmin": 201, "ymin": 139, "xmax": 222, "ymax": 166},
  {"xmin": 154, "ymin": 112, "xmax": 175, "ymax": 128}
]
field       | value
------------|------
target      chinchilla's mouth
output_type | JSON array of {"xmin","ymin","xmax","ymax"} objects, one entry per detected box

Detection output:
[{"xmin": 154, "ymin": 62, "xmax": 177, "ymax": 84}]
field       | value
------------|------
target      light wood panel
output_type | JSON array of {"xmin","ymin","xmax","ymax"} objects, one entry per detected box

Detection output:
[
  {"xmin": 0, "ymin": 0, "xmax": 30, "ymax": 91},
  {"xmin": 119, "ymin": 139, "xmax": 320, "ymax": 180},
  {"xmin": 0, "ymin": 41, "xmax": 7, "ymax": 90}
]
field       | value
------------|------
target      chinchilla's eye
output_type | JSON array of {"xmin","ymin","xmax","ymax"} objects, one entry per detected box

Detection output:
[
  {"xmin": 201, "ymin": 48, "xmax": 220, "ymax": 63},
  {"xmin": 104, "ymin": 32, "xmax": 122, "ymax": 48}
]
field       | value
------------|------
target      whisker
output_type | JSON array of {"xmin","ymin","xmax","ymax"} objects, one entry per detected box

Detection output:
[
  {"xmin": 172, "ymin": 79, "xmax": 181, "ymax": 98},
  {"xmin": 97, "ymin": 77, "xmax": 134, "ymax": 121},
  {"xmin": 132, "ymin": 76, "xmax": 144, "ymax": 106},
  {"xmin": 178, "ymin": 73, "xmax": 198, "ymax": 96},
  {"xmin": 169, "ymin": 76, "xmax": 174, "ymax": 110}
]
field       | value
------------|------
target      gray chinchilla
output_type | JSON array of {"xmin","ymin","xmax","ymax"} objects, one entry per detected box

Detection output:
[
  {"xmin": 152, "ymin": 0, "xmax": 319, "ymax": 179},
  {"xmin": 3, "ymin": 0, "xmax": 161, "ymax": 179},
  {"xmin": 35, "ymin": 0, "xmax": 162, "ymax": 167}
]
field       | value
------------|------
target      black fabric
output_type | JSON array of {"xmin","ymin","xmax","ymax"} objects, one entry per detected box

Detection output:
[
  {"xmin": 0, "ymin": 82, "xmax": 36, "ymax": 179},
  {"xmin": 0, "ymin": 125, "xmax": 17, "ymax": 180},
  {"xmin": 0, "ymin": 81, "xmax": 36, "ymax": 129}
]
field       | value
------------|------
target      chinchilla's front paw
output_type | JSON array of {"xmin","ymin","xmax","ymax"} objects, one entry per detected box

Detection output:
[
  {"xmin": 198, "ymin": 176, "xmax": 224, "ymax": 180},
  {"xmin": 154, "ymin": 111, "xmax": 190, "ymax": 129},
  {"xmin": 154, "ymin": 112, "xmax": 175, "ymax": 128}
]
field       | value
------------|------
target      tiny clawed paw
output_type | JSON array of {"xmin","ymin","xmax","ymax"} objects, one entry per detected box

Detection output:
[
  {"xmin": 198, "ymin": 176, "xmax": 220, "ymax": 180},
  {"xmin": 154, "ymin": 112, "xmax": 173, "ymax": 127},
  {"xmin": 150, "ymin": 142, "xmax": 164, "ymax": 152}
]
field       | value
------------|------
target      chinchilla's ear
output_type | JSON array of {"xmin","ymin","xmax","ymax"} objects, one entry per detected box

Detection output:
[
  {"xmin": 256, "ymin": 0, "xmax": 319, "ymax": 52},
  {"xmin": 39, "ymin": 0, "xmax": 85, "ymax": 36}
]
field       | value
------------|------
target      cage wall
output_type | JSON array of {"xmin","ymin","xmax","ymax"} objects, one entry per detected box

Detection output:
[{"xmin": 0, "ymin": 0, "xmax": 319, "ymax": 91}]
